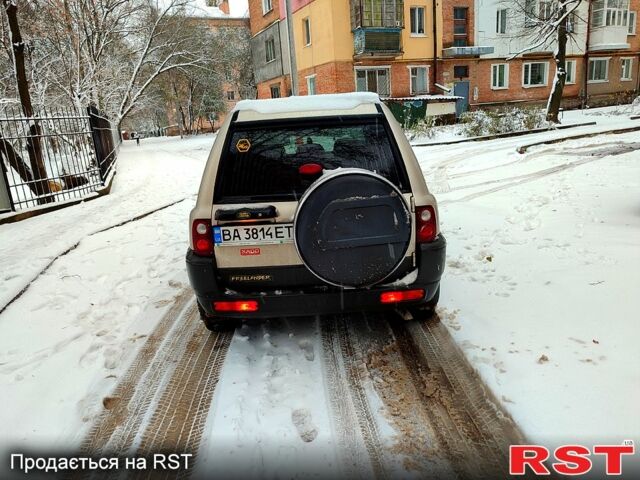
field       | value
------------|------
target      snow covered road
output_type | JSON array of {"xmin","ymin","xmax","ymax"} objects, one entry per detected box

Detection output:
[{"xmin": 1, "ymin": 113, "xmax": 639, "ymax": 478}]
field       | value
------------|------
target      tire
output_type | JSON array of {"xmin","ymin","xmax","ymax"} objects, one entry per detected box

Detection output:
[
  {"xmin": 197, "ymin": 302, "xmax": 239, "ymax": 332},
  {"xmin": 409, "ymin": 286, "xmax": 440, "ymax": 320},
  {"xmin": 294, "ymin": 168, "xmax": 411, "ymax": 288}
]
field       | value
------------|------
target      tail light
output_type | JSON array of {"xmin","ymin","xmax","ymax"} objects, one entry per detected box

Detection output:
[
  {"xmin": 380, "ymin": 289, "xmax": 425, "ymax": 304},
  {"xmin": 192, "ymin": 219, "xmax": 213, "ymax": 256},
  {"xmin": 416, "ymin": 205, "xmax": 437, "ymax": 243},
  {"xmin": 214, "ymin": 300, "xmax": 259, "ymax": 312}
]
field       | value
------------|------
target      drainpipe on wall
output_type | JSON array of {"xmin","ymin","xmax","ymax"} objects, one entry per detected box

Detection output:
[
  {"xmin": 582, "ymin": 0, "xmax": 592, "ymax": 109},
  {"xmin": 432, "ymin": 0, "xmax": 438, "ymax": 93},
  {"xmin": 285, "ymin": 0, "xmax": 298, "ymax": 95}
]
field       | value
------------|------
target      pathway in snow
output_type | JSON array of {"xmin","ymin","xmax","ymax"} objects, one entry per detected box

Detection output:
[{"xmin": 74, "ymin": 302, "xmax": 522, "ymax": 479}]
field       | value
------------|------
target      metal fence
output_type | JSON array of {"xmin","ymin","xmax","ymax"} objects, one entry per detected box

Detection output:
[{"xmin": 0, "ymin": 105, "xmax": 120, "ymax": 212}]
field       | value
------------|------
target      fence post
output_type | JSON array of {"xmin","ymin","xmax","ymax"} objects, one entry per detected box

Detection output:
[
  {"xmin": 87, "ymin": 105, "xmax": 106, "ymax": 182},
  {"xmin": 0, "ymin": 159, "xmax": 14, "ymax": 212}
]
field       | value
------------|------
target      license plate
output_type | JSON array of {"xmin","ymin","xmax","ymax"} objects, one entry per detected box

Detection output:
[{"xmin": 213, "ymin": 224, "xmax": 294, "ymax": 246}]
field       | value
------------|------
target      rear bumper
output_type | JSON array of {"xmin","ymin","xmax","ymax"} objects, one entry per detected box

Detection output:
[{"xmin": 186, "ymin": 234, "xmax": 446, "ymax": 318}]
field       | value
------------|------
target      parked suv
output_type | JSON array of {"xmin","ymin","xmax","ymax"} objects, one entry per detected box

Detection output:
[{"xmin": 186, "ymin": 92, "xmax": 446, "ymax": 331}]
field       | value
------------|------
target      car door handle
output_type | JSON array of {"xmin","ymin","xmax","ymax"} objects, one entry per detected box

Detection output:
[{"xmin": 215, "ymin": 205, "xmax": 278, "ymax": 221}]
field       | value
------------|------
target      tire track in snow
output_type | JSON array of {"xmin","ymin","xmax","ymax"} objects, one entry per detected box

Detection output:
[
  {"xmin": 80, "ymin": 290, "xmax": 196, "ymax": 455},
  {"xmin": 322, "ymin": 312, "xmax": 526, "ymax": 479},
  {"xmin": 395, "ymin": 315, "xmax": 525, "ymax": 479},
  {"xmin": 80, "ymin": 290, "xmax": 231, "ymax": 480},
  {"xmin": 321, "ymin": 314, "xmax": 386, "ymax": 480},
  {"xmin": 0, "ymin": 197, "xmax": 190, "ymax": 317}
]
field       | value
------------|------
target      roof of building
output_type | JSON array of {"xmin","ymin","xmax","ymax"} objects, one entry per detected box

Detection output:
[
  {"xmin": 185, "ymin": 0, "xmax": 248, "ymax": 19},
  {"xmin": 233, "ymin": 92, "xmax": 382, "ymax": 116}
]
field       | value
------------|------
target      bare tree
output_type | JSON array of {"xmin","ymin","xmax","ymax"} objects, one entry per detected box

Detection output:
[
  {"xmin": 2, "ymin": 0, "xmax": 50, "ymax": 199},
  {"xmin": 507, "ymin": 0, "xmax": 585, "ymax": 123}
]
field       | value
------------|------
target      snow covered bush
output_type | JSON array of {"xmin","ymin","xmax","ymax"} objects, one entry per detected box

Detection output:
[
  {"xmin": 460, "ymin": 107, "xmax": 549, "ymax": 137},
  {"xmin": 405, "ymin": 116, "xmax": 437, "ymax": 140}
]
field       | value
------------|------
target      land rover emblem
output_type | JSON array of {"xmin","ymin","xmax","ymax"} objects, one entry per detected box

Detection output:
[{"xmin": 236, "ymin": 138, "xmax": 251, "ymax": 152}]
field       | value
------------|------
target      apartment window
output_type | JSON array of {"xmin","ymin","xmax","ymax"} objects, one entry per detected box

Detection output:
[
  {"xmin": 523, "ymin": 62, "xmax": 548, "ymax": 86},
  {"xmin": 265, "ymin": 38, "xmax": 276, "ymax": 63},
  {"xmin": 491, "ymin": 64, "xmax": 508, "ymax": 89},
  {"xmin": 306, "ymin": 75, "xmax": 316, "ymax": 95},
  {"xmin": 270, "ymin": 85, "xmax": 281, "ymax": 98},
  {"xmin": 621, "ymin": 58, "xmax": 633, "ymax": 80},
  {"xmin": 453, "ymin": 7, "xmax": 468, "ymax": 46},
  {"xmin": 226, "ymin": 90, "xmax": 235, "ymax": 100},
  {"xmin": 410, "ymin": 7, "xmax": 425, "ymax": 35},
  {"xmin": 539, "ymin": 1, "xmax": 553, "ymax": 21},
  {"xmin": 496, "ymin": 8, "xmax": 507, "ymax": 34},
  {"xmin": 588, "ymin": 58, "xmax": 609, "ymax": 82},
  {"xmin": 592, "ymin": 0, "xmax": 630, "ymax": 27},
  {"xmin": 629, "ymin": 11, "xmax": 637, "ymax": 34},
  {"xmin": 453, "ymin": 65, "xmax": 469, "ymax": 78},
  {"xmin": 303, "ymin": 17, "xmax": 311, "ymax": 46},
  {"xmin": 409, "ymin": 66, "xmax": 428, "ymax": 94},
  {"xmin": 565, "ymin": 60, "xmax": 577, "ymax": 84},
  {"xmin": 262, "ymin": 0, "xmax": 272, "ymax": 15},
  {"xmin": 355, "ymin": 68, "xmax": 390, "ymax": 96},
  {"xmin": 566, "ymin": 12, "xmax": 577, "ymax": 33}
]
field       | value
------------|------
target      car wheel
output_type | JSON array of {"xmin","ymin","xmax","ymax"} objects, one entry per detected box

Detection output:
[
  {"xmin": 197, "ymin": 302, "xmax": 239, "ymax": 332},
  {"xmin": 409, "ymin": 286, "xmax": 440, "ymax": 320}
]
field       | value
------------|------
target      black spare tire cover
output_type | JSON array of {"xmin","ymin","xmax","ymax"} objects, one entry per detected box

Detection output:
[{"xmin": 294, "ymin": 168, "xmax": 411, "ymax": 288}]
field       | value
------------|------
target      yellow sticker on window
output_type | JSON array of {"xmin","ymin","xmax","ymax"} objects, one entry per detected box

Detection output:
[{"xmin": 236, "ymin": 138, "xmax": 251, "ymax": 152}]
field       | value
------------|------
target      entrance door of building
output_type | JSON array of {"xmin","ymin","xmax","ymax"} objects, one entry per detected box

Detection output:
[{"xmin": 453, "ymin": 81, "xmax": 470, "ymax": 117}]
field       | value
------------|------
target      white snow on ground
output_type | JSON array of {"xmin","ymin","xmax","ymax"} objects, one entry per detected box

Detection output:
[
  {"xmin": 195, "ymin": 318, "xmax": 344, "ymax": 479},
  {"xmin": 409, "ymin": 102, "xmax": 640, "ymax": 144},
  {"xmin": 0, "ymin": 104, "xmax": 638, "ymax": 474},
  {"xmin": 0, "ymin": 135, "xmax": 213, "ymax": 449},
  {"xmin": 415, "ymin": 129, "xmax": 640, "ymax": 449},
  {"xmin": 0, "ymin": 135, "xmax": 213, "ymax": 308}
]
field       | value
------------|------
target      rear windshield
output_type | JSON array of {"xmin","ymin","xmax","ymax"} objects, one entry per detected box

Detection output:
[{"xmin": 214, "ymin": 116, "xmax": 409, "ymax": 203}]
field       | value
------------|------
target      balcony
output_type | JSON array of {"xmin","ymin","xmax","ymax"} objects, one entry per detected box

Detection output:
[
  {"xmin": 589, "ymin": 26, "xmax": 630, "ymax": 51},
  {"xmin": 442, "ymin": 46, "xmax": 495, "ymax": 58},
  {"xmin": 351, "ymin": 0, "xmax": 403, "ymax": 29},
  {"xmin": 353, "ymin": 28, "xmax": 402, "ymax": 57},
  {"xmin": 351, "ymin": 0, "xmax": 403, "ymax": 58}
]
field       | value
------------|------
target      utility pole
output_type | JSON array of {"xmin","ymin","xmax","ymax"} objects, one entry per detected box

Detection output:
[{"xmin": 284, "ymin": 0, "xmax": 298, "ymax": 95}]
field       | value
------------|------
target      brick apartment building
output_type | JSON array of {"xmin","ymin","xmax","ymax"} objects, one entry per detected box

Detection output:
[
  {"xmin": 248, "ymin": 0, "xmax": 640, "ymax": 113},
  {"xmin": 167, "ymin": 0, "xmax": 251, "ymax": 134},
  {"xmin": 443, "ymin": 0, "xmax": 640, "ymax": 109},
  {"xmin": 250, "ymin": 0, "xmax": 439, "ymax": 98}
]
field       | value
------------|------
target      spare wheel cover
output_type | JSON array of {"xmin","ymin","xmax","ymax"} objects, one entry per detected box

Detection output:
[{"xmin": 294, "ymin": 168, "xmax": 411, "ymax": 288}]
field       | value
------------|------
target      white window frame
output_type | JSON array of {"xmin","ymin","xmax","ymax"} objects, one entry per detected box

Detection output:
[
  {"xmin": 410, "ymin": 6, "xmax": 426, "ymax": 36},
  {"xmin": 522, "ymin": 61, "xmax": 548, "ymax": 87},
  {"xmin": 354, "ymin": 66, "xmax": 391, "ymax": 97},
  {"xmin": 564, "ymin": 59, "xmax": 577, "ymax": 85},
  {"xmin": 306, "ymin": 74, "xmax": 317, "ymax": 95},
  {"xmin": 262, "ymin": 0, "xmax": 272, "ymax": 15},
  {"xmin": 303, "ymin": 17, "xmax": 311, "ymax": 46},
  {"xmin": 496, "ymin": 8, "xmax": 507, "ymax": 34},
  {"xmin": 593, "ymin": 0, "xmax": 631, "ymax": 27},
  {"xmin": 588, "ymin": 57, "xmax": 610, "ymax": 83},
  {"xmin": 491, "ymin": 63, "xmax": 509, "ymax": 89},
  {"xmin": 265, "ymin": 38, "xmax": 276, "ymax": 63},
  {"xmin": 628, "ymin": 11, "xmax": 637, "ymax": 34},
  {"xmin": 408, "ymin": 65, "xmax": 430, "ymax": 94},
  {"xmin": 621, "ymin": 57, "xmax": 633, "ymax": 81}
]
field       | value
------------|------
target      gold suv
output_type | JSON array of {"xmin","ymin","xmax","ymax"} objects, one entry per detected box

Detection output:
[{"xmin": 186, "ymin": 93, "xmax": 446, "ymax": 331}]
